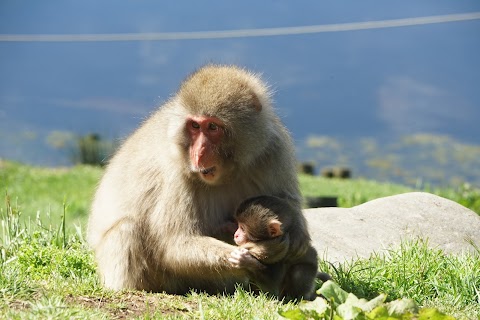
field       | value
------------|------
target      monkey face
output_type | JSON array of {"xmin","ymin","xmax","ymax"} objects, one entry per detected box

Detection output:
[
  {"xmin": 186, "ymin": 115, "xmax": 227, "ymax": 185},
  {"xmin": 233, "ymin": 223, "xmax": 250, "ymax": 245},
  {"xmin": 177, "ymin": 65, "xmax": 273, "ymax": 185}
]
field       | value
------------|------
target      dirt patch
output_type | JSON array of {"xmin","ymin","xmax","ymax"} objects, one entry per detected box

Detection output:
[
  {"xmin": 65, "ymin": 291, "xmax": 197, "ymax": 319},
  {"xmin": 8, "ymin": 299, "xmax": 31, "ymax": 311}
]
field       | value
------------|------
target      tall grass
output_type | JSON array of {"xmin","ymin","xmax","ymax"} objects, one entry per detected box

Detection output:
[
  {"xmin": 317, "ymin": 239, "xmax": 480, "ymax": 317},
  {"xmin": 0, "ymin": 161, "xmax": 103, "ymax": 225}
]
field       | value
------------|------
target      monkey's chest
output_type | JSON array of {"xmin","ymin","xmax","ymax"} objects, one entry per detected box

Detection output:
[
  {"xmin": 209, "ymin": 180, "xmax": 264, "ymax": 207},
  {"xmin": 192, "ymin": 179, "xmax": 269, "ymax": 235}
]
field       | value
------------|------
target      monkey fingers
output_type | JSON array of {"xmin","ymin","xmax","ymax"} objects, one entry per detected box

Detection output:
[
  {"xmin": 229, "ymin": 248, "xmax": 266, "ymax": 271},
  {"xmin": 228, "ymin": 248, "xmax": 248, "ymax": 267}
]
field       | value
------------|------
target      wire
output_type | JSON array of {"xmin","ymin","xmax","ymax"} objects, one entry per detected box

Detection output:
[{"xmin": 1, "ymin": 12, "xmax": 479, "ymax": 42}]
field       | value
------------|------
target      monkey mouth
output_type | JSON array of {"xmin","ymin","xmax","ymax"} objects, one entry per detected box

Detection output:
[{"xmin": 192, "ymin": 165, "xmax": 219, "ymax": 182}]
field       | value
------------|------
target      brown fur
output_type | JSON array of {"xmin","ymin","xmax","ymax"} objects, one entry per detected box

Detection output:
[
  {"xmin": 234, "ymin": 196, "xmax": 319, "ymax": 300},
  {"xmin": 87, "ymin": 64, "xmax": 311, "ymax": 294}
]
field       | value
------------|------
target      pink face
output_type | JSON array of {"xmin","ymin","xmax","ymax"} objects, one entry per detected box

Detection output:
[
  {"xmin": 233, "ymin": 218, "xmax": 283, "ymax": 245},
  {"xmin": 233, "ymin": 223, "xmax": 249, "ymax": 246},
  {"xmin": 187, "ymin": 115, "xmax": 225, "ymax": 184}
]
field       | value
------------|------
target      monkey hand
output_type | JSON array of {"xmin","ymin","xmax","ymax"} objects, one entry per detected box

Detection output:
[{"xmin": 228, "ymin": 248, "xmax": 266, "ymax": 271}]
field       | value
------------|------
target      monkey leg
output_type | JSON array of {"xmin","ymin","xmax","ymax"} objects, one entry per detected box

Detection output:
[
  {"xmin": 280, "ymin": 246, "xmax": 319, "ymax": 301},
  {"xmin": 251, "ymin": 263, "xmax": 287, "ymax": 298},
  {"xmin": 280, "ymin": 262, "xmax": 319, "ymax": 301},
  {"xmin": 94, "ymin": 218, "xmax": 149, "ymax": 291}
]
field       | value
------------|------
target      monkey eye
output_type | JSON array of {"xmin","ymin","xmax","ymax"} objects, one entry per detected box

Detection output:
[
  {"xmin": 191, "ymin": 121, "xmax": 200, "ymax": 129},
  {"xmin": 208, "ymin": 122, "xmax": 218, "ymax": 131}
]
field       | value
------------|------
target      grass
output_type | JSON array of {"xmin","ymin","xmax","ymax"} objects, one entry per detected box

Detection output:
[
  {"xmin": 0, "ymin": 161, "xmax": 102, "ymax": 227},
  {"xmin": 299, "ymin": 174, "xmax": 413, "ymax": 208},
  {"xmin": 318, "ymin": 241, "xmax": 480, "ymax": 318},
  {"xmin": 1, "ymin": 160, "xmax": 479, "ymax": 319}
]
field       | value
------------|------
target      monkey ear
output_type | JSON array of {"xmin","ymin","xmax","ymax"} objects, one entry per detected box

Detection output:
[{"xmin": 268, "ymin": 219, "xmax": 283, "ymax": 237}]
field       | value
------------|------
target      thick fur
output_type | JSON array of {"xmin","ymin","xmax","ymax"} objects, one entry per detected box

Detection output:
[
  {"xmin": 87, "ymin": 65, "xmax": 311, "ymax": 294},
  {"xmin": 235, "ymin": 196, "xmax": 319, "ymax": 300}
]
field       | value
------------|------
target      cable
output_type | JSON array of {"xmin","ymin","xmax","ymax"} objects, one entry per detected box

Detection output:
[{"xmin": 0, "ymin": 12, "xmax": 479, "ymax": 42}]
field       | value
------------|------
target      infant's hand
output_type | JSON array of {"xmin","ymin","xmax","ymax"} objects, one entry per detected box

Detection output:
[{"xmin": 229, "ymin": 248, "xmax": 265, "ymax": 271}]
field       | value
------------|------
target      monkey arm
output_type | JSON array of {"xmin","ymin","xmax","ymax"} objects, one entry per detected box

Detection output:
[
  {"xmin": 162, "ymin": 234, "xmax": 252, "ymax": 279},
  {"xmin": 243, "ymin": 235, "xmax": 290, "ymax": 264},
  {"xmin": 285, "ymin": 212, "xmax": 312, "ymax": 261}
]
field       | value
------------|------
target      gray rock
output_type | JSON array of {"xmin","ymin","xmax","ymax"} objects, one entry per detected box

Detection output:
[{"xmin": 304, "ymin": 192, "xmax": 480, "ymax": 263}]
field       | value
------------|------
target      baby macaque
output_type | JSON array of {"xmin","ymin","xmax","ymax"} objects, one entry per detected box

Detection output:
[{"xmin": 230, "ymin": 195, "xmax": 320, "ymax": 300}]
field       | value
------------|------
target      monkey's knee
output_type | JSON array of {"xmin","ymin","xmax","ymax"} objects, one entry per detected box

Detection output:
[
  {"xmin": 94, "ymin": 220, "xmax": 142, "ymax": 290},
  {"xmin": 281, "ymin": 264, "xmax": 318, "ymax": 300}
]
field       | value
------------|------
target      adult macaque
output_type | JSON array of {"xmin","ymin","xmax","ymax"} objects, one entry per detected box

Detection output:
[
  {"xmin": 87, "ymin": 64, "xmax": 311, "ymax": 294},
  {"xmin": 229, "ymin": 195, "xmax": 319, "ymax": 300}
]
